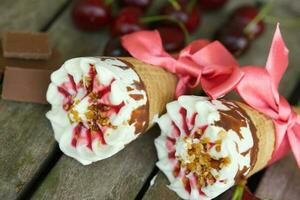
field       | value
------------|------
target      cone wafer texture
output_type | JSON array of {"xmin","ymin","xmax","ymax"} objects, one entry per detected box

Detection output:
[
  {"xmin": 236, "ymin": 102, "xmax": 275, "ymax": 177},
  {"xmin": 119, "ymin": 57, "xmax": 177, "ymax": 128}
]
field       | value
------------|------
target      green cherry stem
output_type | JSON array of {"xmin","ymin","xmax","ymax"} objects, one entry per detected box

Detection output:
[
  {"xmin": 104, "ymin": 0, "xmax": 114, "ymax": 5},
  {"xmin": 168, "ymin": 0, "xmax": 181, "ymax": 11},
  {"xmin": 244, "ymin": 0, "xmax": 274, "ymax": 35},
  {"xmin": 140, "ymin": 15, "xmax": 191, "ymax": 44},
  {"xmin": 231, "ymin": 185, "xmax": 245, "ymax": 200},
  {"xmin": 187, "ymin": 0, "xmax": 198, "ymax": 13}
]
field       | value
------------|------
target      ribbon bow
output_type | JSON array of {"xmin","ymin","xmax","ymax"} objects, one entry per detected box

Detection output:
[
  {"xmin": 236, "ymin": 24, "xmax": 300, "ymax": 167},
  {"xmin": 121, "ymin": 30, "xmax": 243, "ymax": 99}
]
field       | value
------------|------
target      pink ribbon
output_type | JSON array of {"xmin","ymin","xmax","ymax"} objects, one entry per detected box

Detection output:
[
  {"xmin": 121, "ymin": 30, "xmax": 243, "ymax": 99},
  {"xmin": 236, "ymin": 24, "xmax": 300, "ymax": 167}
]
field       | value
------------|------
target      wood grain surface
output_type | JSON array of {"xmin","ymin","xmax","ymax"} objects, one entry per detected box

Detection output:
[
  {"xmin": 0, "ymin": 0, "xmax": 69, "ymax": 198},
  {"xmin": 0, "ymin": 0, "xmax": 299, "ymax": 199}
]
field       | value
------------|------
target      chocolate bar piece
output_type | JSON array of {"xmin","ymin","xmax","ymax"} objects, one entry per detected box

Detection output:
[
  {"xmin": 1, "ymin": 48, "xmax": 62, "ymax": 104},
  {"xmin": 0, "ymin": 42, "xmax": 61, "ymax": 80},
  {"xmin": 2, "ymin": 67, "xmax": 53, "ymax": 104},
  {"xmin": 2, "ymin": 32, "xmax": 52, "ymax": 60}
]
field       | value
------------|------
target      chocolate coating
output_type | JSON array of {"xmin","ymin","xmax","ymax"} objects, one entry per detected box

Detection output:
[
  {"xmin": 214, "ymin": 101, "xmax": 258, "ymax": 183},
  {"xmin": 118, "ymin": 58, "xmax": 150, "ymax": 135}
]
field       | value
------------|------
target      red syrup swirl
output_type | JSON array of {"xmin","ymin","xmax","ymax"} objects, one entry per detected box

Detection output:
[
  {"xmin": 179, "ymin": 107, "xmax": 190, "ymax": 136},
  {"xmin": 165, "ymin": 107, "xmax": 211, "ymax": 195},
  {"xmin": 173, "ymin": 161, "xmax": 181, "ymax": 177},
  {"xmin": 57, "ymin": 74, "xmax": 78, "ymax": 111},
  {"xmin": 182, "ymin": 176, "xmax": 191, "ymax": 194},
  {"xmin": 166, "ymin": 136, "xmax": 176, "ymax": 151},
  {"xmin": 168, "ymin": 151, "xmax": 176, "ymax": 159},
  {"xmin": 68, "ymin": 74, "xmax": 77, "ymax": 92},
  {"xmin": 58, "ymin": 63, "xmax": 126, "ymax": 151},
  {"xmin": 86, "ymin": 129, "xmax": 93, "ymax": 150},
  {"xmin": 71, "ymin": 123, "xmax": 83, "ymax": 147},
  {"xmin": 194, "ymin": 175, "xmax": 207, "ymax": 196}
]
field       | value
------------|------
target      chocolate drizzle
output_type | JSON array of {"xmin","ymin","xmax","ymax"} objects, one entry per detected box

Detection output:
[
  {"xmin": 129, "ymin": 94, "xmax": 144, "ymax": 101},
  {"xmin": 129, "ymin": 105, "xmax": 148, "ymax": 134},
  {"xmin": 132, "ymin": 80, "xmax": 144, "ymax": 90},
  {"xmin": 100, "ymin": 57, "xmax": 130, "ymax": 69},
  {"xmin": 214, "ymin": 102, "xmax": 246, "ymax": 140},
  {"xmin": 117, "ymin": 58, "xmax": 150, "ymax": 135},
  {"xmin": 214, "ymin": 101, "xmax": 258, "ymax": 183}
]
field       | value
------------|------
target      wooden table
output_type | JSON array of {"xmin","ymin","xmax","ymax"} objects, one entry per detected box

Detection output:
[{"xmin": 0, "ymin": 0, "xmax": 299, "ymax": 199}]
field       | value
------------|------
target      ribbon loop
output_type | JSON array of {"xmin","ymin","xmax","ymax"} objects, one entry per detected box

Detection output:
[
  {"xmin": 121, "ymin": 30, "xmax": 243, "ymax": 99},
  {"xmin": 236, "ymin": 24, "xmax": 300, "ymax": 167}
]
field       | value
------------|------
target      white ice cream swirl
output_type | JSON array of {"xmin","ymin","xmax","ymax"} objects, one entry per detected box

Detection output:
[
  {"xmin": 155, "ymin": 96, "xmax": 255, "ymax": 200},
  {"xmin": 46, "ymin": 57, "xmax": 147, "ymax": 165}
]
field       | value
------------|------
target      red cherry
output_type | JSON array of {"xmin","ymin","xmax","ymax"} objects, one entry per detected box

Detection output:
[
  {"xmin": 103, "ymin": 37, "xmax": 129, "ymax": 57},
  {"xmin": 215, "ymin": 24, "xmax": 251, "ymax": 56},
  {"xmin": 161, "ymin": 2, "xmax": 202, "ymax": 33},
  {"xmin": 120, "ymin": 0, "xmax": 152, "ymax": 10},
  {"xmin": 72, "ymin": 0, "xmax": 111, "ymax": 31},
  {"xmin": 199, "ymin": 0, "xmax": 228, "ymax": 10},
  {"xmin": 230, "ymin": 5, "xmax": 265, "ymax": 39},
  {"xmin": 110, "ymin": 7, "xmax": 144, "ymax": 36},
  {"xmin": 242, "ymin": 187, "xmax": 261, "ymax": 200},
  {"xmin": 157, "ymin": 26, "xmax": 185, "ymax": 52}
]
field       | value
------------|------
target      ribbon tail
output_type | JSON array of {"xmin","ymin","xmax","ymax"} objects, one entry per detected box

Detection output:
[
  {"xmin": 175, "ymin": 76, "xmax": 190, "ymax": 98},
  {"xmin": 288, "ymin": 126, "xmax": 300, "ymax": 168}
]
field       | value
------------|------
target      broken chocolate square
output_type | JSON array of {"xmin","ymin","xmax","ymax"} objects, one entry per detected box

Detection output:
[
  {"xmin": 2, "ymin": 32, "xmax": 52, "ymax": 60},
  {"xmin": 1, "ymin": 47, "xmax": 63, "ymax": 104},
  {"xmin": 0, "ymin": 41, "xmax": 61, "ymax": 80},
  {"xmin": 2, "ymin": 67, "xmax": 53, "ymax": 104}
]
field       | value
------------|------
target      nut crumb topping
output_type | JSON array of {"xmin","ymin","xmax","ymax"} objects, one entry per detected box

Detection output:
[
  {"xmin": 177, "ymin": 129, "xmax": 231, "ymax": 189},
  {"xmin": 68, "ymin": 92, "xmax": 117, "ymax": 131}
]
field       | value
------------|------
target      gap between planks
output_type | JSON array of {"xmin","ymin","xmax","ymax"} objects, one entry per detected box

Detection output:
[{"xmin": 0, "ymin": 1, "xmax": 73, "ymax": 199}]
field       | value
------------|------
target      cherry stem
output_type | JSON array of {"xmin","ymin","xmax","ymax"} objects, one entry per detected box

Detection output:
[
  {"xmin": 168, "ymin": 0, "xmax": 181, "ymax": 11},
  {"xmin": 187, "ymin": 0, "xmax": 197, "ymax": 13},
  {"xmin": 265, "ymin": 16, "xmax": 300, "ymax": 27},
  {"xmin": 244, "ymin": 0, "xmax": 274, "ymax": 35},
  {"xmin": 140, "ymin": 15, "xmax": 191, "ymax": 44},
  {"xmin": 104, "ymin": 0, "xmax": 114, "ymax": 5},
  {"xmin": 231, "ymin": 185, "xmax": 245, "ymax": 200}
]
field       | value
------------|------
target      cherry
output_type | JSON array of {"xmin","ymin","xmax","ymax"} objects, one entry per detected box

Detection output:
[
  {"xmin": 110, "ymin": 6, "xmax": 144, "ymax": 36},
  {"xmin": 120, "ymin": 0, "xmax": 152, "ymax": 10},
  {"xmin": 230, "ymin": 5, "xmax": 265, "ymax": 39},
  {"xmin": 103, "ymin": 37, "xmax": 129, "ymax": 57},
  {"xmin": 72, "ymin": 0, "xmax": 111, "ymax": 31},
  {"xmin": 242, "ymin": 187, "xmax": 261, "ymax": 200},
  {"xmin": 160, "ymin": 1, "xmax": 202, "ymax": 33},
  {"xmin": 215, "ymin": 24, "xmax": 250, "ymax": 56},
  {"xmin": 199, "ymin": 0, "xmax": 228, "ymax": 10},
  {"xmin": 157, "ymin": 26, "xmax": 185, "ymax": 52}
]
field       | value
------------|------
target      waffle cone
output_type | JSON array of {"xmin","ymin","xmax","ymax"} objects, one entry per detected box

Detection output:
[
  {"xmin": 119, "ymin": 57, "xmax": 177, "ymax": 129},
  {"xmin": 236, "ymin": 102, "xmax": 275, "ymax": 177}
]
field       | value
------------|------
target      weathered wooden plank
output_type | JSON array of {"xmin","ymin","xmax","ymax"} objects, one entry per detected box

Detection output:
[
  {"xmin": 47, "ymin": 6, "xmax": 109, "ymax": 59},
  {"xmin": 0, "ymin": 101, "xmax": 56, "ymax": 199},
  {"xmin": 32, "ymin": 126, "xmax": 159, "ymax": 200},
  {"xmin": 143, "ymin": 172, "xmax": 181, "ymax": 200},
  {"xmin": 0, "ymin": 0, "xmax": 69, "ymax": 34},
  {"xmin": 0, "ymin": 0, "xmax": 70, "ymax": 199},
  {"xmin": 255, "ymin": 153, "xmax": 300, "ymax": 200}
]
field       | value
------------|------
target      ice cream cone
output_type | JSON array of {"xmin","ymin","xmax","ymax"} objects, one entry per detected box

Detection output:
[
  {"xmin": 46, "ymin": 56, "xmax": 178, "ymax": 165},
  {"xmin": 118, "ymin": 57, "xmax": 177, "ymax": 129},
  {"xmin": 235, "ymin": 102, "xmax": 275, "ymax": 177},
  {"xmin": 155, "ymin": 96, "xmax": 282, "ymax": 200}
]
